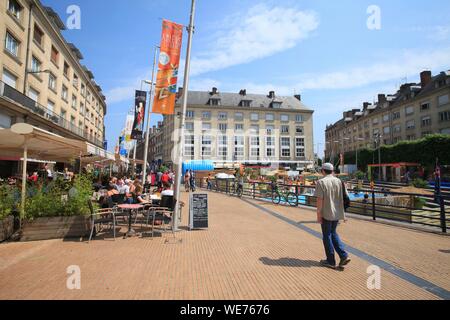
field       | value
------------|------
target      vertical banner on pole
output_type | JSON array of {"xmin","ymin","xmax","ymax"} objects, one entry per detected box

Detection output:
[
  {"xmin": 152, "ymin": 20, "xmax": 183, "ymax": 115},
  {"xmin": 131, "ymin": 90, "xmax": 147, "ymax": 139}
]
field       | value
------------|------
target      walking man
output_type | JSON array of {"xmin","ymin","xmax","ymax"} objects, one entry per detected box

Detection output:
[{"xmin": 314, "ymin": 163, "xmax": 351, "ymax": 270}]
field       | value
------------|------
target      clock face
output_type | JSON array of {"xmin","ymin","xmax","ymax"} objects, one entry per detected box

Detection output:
[{"xmin": 159, "ymin": 52, "xmax": 170, "ymax": 66}]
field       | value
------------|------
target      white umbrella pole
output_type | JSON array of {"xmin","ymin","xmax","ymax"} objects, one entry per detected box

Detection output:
[
  {"xmin": 174, "ymin": 0, "xmax": 196, "ymax": 231},
  {"xmin": 20, "ymin": 143, "xmax": 28, "ymax": 227}
]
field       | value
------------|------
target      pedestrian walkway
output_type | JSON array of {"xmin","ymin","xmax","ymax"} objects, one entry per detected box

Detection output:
[{"xmin": 0, "ymin": 192, "xmax": 448, "ymax": 300}]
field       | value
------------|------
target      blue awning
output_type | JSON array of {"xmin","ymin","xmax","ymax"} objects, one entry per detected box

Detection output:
[{"xmin": 182, "ymin": 160, "xmax": 214, "ymax": 174}]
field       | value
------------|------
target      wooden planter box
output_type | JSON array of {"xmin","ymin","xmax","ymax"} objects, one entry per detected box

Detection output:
[
  {"xmin": 0, "ymin": 216, "xmax": 14, "ymax": 242},
  {"xmin": 21, "ymin": 216, "xmax": 90, "ymax": 242}
]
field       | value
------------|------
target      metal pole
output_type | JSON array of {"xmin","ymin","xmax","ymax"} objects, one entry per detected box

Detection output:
[
  {"xmin": 174, "ymin": 0, "xmax": 196, "ymax": 231},
  {"xmin": 142, "ymin": 46, "xmax": 159, "ymax": 185},
  {"xmin": 20, "ymin": 142, "xmax": 28, "ymax": 228},
  {"xmin": 378, "ymin": 136, "xmax": 382, "ymax": 181}
]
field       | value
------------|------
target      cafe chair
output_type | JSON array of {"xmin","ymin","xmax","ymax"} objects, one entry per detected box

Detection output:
[
  {"xmin": 87, "ymin": 200, "xmax": 117, "ymax": 243},
  {"xmin": 150, "ymin": 196, "xmax": 177, "ymax": 238}
]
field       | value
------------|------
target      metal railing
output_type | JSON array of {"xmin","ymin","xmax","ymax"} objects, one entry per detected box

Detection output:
[
  {"xmin": 197, "ymin": 179, "xmax": 450, "ymax": 234},
  {"xmin": 0, "ymin": 81, "xmax": 103, "ymax": 147}
]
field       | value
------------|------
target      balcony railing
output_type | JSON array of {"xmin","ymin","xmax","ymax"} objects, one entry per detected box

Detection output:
[{"xmin": 0, "ymin": 81, "xmax": 103, "ymax": 147}]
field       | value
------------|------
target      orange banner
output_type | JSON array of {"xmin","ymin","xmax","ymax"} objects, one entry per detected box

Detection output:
[{"xmin": 152, "ymin": 20, "xmax": 183, "ymax": 115}]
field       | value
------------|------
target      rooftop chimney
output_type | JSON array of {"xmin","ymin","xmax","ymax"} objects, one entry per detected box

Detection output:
[
  {"xmin": 420, "ymin": 70, "xmax": 432, "ymax": 88},
  {"xmin": 239, "ymin": 89, "xmax": 247, "ymax": 96},
  {"xmin": 294, "ymin": 94, "xmax": 301, "ymax": 101},
  {"xmin": 268, "ymin": 91, "xmax": 275, "ymax": 99},
  {"xmin": 378, "ymin": 94, "xmax": 386, "ymax": 104},
  {"xmin": 211, "ymin": 87, "xmax": 218, "ymax": 95}
]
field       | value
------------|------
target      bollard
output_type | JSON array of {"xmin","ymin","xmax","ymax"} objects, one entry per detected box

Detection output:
[
  {"xmin": 372, "ymin": 191, "xmax": 376, "ymax": 221},
  {"xmin": 440, "ymin": 196, "xmax": 447, "ymax": 233},
  {"xmin": 253, "ymin": 183, "xmax": 256, "ymax": 199}
]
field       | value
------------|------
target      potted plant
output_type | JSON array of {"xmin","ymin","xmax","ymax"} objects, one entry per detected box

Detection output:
[
  {"xmin": 0, "ymin": 185, "xmax": 17, "ymax": 242},
  {"xmin": 21, "ymin": 175, "xmax": 93, "ymax": 242}
]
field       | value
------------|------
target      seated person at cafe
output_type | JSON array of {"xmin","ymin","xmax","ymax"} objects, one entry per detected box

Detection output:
[
  {"xmin": 99, "ymin": 184, "xmax": 118, "ymax": 208},
  {"xmin": 134, "ymin": 185, "xmax": 149, "ymax": 204},
  {"xmin": 161, "ymin": 183, "xmax": 174, "ymax": 197}
]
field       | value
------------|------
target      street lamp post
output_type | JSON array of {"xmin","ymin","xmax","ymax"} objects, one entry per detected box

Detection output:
[
  {"xmin": 355, "ymin": 138, "xmax": 365, "ymax": 172},
  {"xmin": 174, "ymin": 0, "xmax": 196, "ymax": 232},
  {"xmin": 142, "ymin": 46, "xmax": 159, "ymax": 186}
]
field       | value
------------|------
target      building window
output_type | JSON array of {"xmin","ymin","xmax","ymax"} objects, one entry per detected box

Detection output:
[
  {"xmin": 48, "ymin": 73, "xmax": 57, "ymax": 91},
  {"xmin": 406, "ymin": 135, "xmax": 416, "ymax": 141},
  {"xmin": 438, "ymin": 94, "xmax": 449, "ymax": 106},
  {"xmin": 33, "ymin": 24, "xmax": 44, "ymax": 46},
  {"xmin": 63, "ymin": 62, "xmax": 70, "ymax": 77},
  {"xmin": 218, "ymin": 123, "xmax": 227, "ymax": 132},
  {"xmin": 271, "ymin": 102, "xmax": 281, "ymax": 109},
  {"xmin": 383, "ymin": 114, "xmax": 390, "ymax": 123},
  {"xmin": 235, "ymin": 124, "xmax": 244, "ymax": 132},
  {"xmin": 280, "ymin": 114, "xmax": 289, "ymax": 122},
  {"xmin": 405, "ymin": 106, "xmax": 414, "ymax": 116},
  {"xmin": 185, "ymin": 122, "xmax": 194, "ymax": 131},
  {"xmin": 62, "ymin": 85, "xmax": 68, "ymax": 101},
  {"xmin": 393, "ymin": 124, "xmax": 401, "ymax": 133},
  {"xmin": 421, "ymin": 102, "xmax": 430, "ymax": 111},
  {"xmin": 250, "ymin": 113, "xmax": 259, "ymax": 121},
  {"xmin": 266, "ymin": 137, "xmax": 275, "ymax": 158},
  {"xmin": 240, "ymin": 100, "xmax": 251, "ymax": 107},
  {"xmin": 281, "ymin": 125, "xmax": 289, "ymax": 134},
  {"xmin": 81, "ymin": 83, "xmax": 86, "ymax": 96},
  {"xmin": 72, "ymin": 95, "xmax": 77, "ymax": 111},
  {"xmin": 234, "ymin": 112, "xmax": 244, "ymax": 121},
  {"xmin": 266, "ymin": 125, "xmax": 274, "ymax": 136},
  {"xmin": 186, "ymin": 110, "xmax": 195, "ymax": 119},
  {"xmin": 202, "ymin": 123, "xmax": 211, "ymax": 131},
  {"xmin": 73, "ymin": 74, "xmax": 79, "ymax": 88},
  {"xmin": 439, "ymin": 111, "xmax": 450, "ymax": 122},
  {"xmin": 250, "ymin": 125, "xmax": 259, "ymax": 135},
  {"xmin": 51, "ymin": 46, "xmax": 59, "ymax": 65},
  {"xmin": 295, "ymin": 114, "xmax": 304, "ymax": 123},
  {"xmin": 296, "ymin": 126, "xmax": 304, "ymax": 135},
  {"xmin": 31, "ymin": 56, "xmax": 41, "ymax": 73},
  {"xmin": 250, "ymin": 137, "xmax": 260, "ymax": 158},
  {"xmin": 5, "ymin": 32, "xmax": 19, "ymax": 57},
  {"xmin": 47, "ymin": 100, "xmax": 55, "ymax": 114},
  {"xmin": 184, "ymin": 135, "xmax": 194, "ymax": 157},
  {"xmin": 421, "ymin": 116, "xmax": 432, "ymax": 127},
  {"xmin": 2, "ymin": 69, "xmax": 18, "ymax": 88},
  {"xmin": 8, "ymin": 0, "xmax": 22, "ymax": 19},
  {"xmin": 209, "ymin": 99, "xmax": 220, "ymax": 106},
  {"xmin": 218, "ymin": 136, "xmax": 228, "ymax": 158},
  {"xmin": 218, "ymin": 112, "xmax": 228, "ymax": 120},
  {"xmin": 406, "ymin": 120, "xmax": 415, "ymax": 130},
  {"xmin": 61, "ymin": 108, "xmax": 67, "ymax": 120},
  {"xmin": 392, "ymin": 111, "xmax": 401, "ymax": 120},
  {"xmin": 372, "ymin": 118, "xmax": 379, "ymax": 125},
  {"xmin": 266, "ymin": 113, "xmax": 274, "ymax": 122},
  {"xmin": 202, "ymin": 111, "xmax": 211, "ymax": 120},
  {"xmin": 281, "ymin": 137, "xmax": 291, "ymax": 157},
  {"xmin": 202, "ymin": 136, "xmax": 212, "ymax": 157},
  {"xmin": 422, "ymin": 131, "xmax": 432, "ymax": 137},
  {"xmin": 234, "ymin": 136, "xmax": 244, "ymax": 160},
  {"xmin": 28, "ymin": 87, "xmax": 39, "ymax": 102},
  {"xmin": 383, "ymin": 126, "xmax": 391, "ymax": 134}
]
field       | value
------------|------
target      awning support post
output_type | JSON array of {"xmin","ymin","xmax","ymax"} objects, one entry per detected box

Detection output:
[{"xmin": 20, "ymin": 143, "xmax": 28, "ymax": 228}]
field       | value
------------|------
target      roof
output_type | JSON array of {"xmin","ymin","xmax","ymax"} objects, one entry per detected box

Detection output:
[
  {"xmin": 44, "ymin": 6, "xmax": 66, "ymax": 30},
  {"xmin": 176, "ymin": 90, "xmax": 313, "ymax": 112}
]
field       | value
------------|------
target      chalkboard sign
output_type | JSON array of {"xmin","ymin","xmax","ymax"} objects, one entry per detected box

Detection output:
[{"xmin": 189, "ymin": 194, "xmax": 208, "ymax": 230}]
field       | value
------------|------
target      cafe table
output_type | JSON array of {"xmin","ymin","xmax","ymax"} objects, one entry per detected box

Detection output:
[{"xmin": 118, "ymin": 204, "xmax": 143, "ymax": 237}]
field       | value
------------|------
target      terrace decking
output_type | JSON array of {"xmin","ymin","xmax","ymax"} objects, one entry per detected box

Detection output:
[{"xmin": 0, "ymin": 191, "xmax": 449, "ymax": 300}]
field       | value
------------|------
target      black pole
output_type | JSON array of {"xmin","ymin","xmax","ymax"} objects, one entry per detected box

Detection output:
[
  {"xmin": 440, "ymin": 196, "xmax": 447, "ymax": 233},
  {"xmin": 372, "ymin": 190, "xmax": 377, "ymax": 221}
]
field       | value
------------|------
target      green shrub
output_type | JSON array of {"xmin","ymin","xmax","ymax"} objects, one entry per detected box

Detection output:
[
  {"xmin": 412, "ymin": 179, "xmax": 429, "ymax": 189},
  {"xmin": 414, "ymin": 197, "xmax": 427, "ymax": 210},
  {"xmin": 0, "ymin": 185, "xmax": 17, "ymax": 220}
]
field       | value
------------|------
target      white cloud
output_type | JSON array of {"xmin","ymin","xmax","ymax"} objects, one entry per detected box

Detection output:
[{"xmin": 189, "ymin": 4, "xmax": 319, "ymax": 76}]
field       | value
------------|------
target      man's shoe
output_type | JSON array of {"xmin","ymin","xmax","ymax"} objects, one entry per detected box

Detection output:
[
  {"xmin": 339, "ymin": 257, "xmax": 351, "ymax": 268},
  {"xmin": 320, "ymin": 260, "xmax": 337, "ymax": 270}
]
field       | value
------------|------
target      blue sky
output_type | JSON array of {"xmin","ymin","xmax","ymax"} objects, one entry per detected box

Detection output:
[{"xmin": 45, "ymin": 0, "xmax": 450, "ymax": 155}]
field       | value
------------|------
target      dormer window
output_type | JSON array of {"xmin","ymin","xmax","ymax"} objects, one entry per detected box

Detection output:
[
  {"xmin": 271, "ymin": 102, "xmax": 282, "ymax": 109},
  {"xmin": 209, "ymin": 98, "xmax": 220, "ymax": 106},
  {"xmin": 240, "ymin": 100, "xmax": 251, "ymax": 107}
]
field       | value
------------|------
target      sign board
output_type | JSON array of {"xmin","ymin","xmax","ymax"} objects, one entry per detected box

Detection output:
[{"xmin": 189, "ymin": 193, "xmax": 208, "ymax": 230}]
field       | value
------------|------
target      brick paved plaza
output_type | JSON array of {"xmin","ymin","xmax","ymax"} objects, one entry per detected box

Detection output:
[{"xmin": 0, "ymin": 192, "xmax": 449, "ymax": 300}]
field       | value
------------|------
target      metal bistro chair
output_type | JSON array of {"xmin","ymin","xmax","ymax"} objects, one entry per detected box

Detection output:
[
  {"xmin": 148, "ymin": 195, "xmax": 176, "ymax": 238},
  {"xmin": 88, "ymin": 200, "xmax": 117, "ymax": 243}
]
